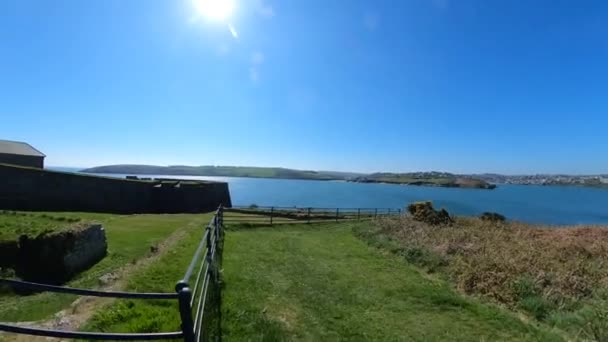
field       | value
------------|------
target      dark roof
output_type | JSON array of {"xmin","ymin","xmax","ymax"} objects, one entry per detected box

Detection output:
[{"xmin": 0, "ymin": 140, "xmax": 45, "ymax": 157}]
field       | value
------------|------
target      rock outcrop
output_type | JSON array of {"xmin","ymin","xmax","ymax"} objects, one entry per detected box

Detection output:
[{"xmin": 407, "ymin": 201, "xmax": 453, "ymax": 225}]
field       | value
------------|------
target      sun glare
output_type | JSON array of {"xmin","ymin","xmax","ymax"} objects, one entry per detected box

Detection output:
[{"xmin": 193, "ymin": 0, "xmax": 235, "ymax": 22}]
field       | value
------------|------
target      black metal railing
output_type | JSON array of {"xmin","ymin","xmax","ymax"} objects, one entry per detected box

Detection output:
[
  {"xmin": 0, "ymin": 206, "xmax": 225, "ymax": 342},
  {"xmin": 224, "ymin": 205, "xmax": 402, "ymax": 225},
  {"xmin": 176, "ymin": 207, "xmax": 223, "ymax": 342}
]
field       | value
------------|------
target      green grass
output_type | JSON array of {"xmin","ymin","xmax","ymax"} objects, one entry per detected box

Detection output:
[
  {"xmin": 0, "ymin": 211, "xmax": 81, "ymax": 241},
  {"xmin": 0, "ymin": 212, "xmax": 211, "ymax": 322},
  {"xmin": 221, "ymin": 222, "xmax": 563, "ymax": 341},
  {"xmin": 82, "ymin": 214, "xmax": 214, "ymax": 335}
]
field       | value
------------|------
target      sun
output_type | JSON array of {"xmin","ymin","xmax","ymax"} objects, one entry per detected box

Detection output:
[{"xmin": 193, "ymin": 0, "xmax": 235, "ymax": 22}]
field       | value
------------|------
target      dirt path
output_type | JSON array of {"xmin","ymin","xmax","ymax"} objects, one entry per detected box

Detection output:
[{"xmin": 3, "ymin": 220, "xmax": 198, "ymax": 342}]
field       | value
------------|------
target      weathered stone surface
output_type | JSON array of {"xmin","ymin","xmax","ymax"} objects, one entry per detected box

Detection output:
[
  {"xmin": 98, "ymin": 272, "xmax": 119, "ymax": 286},
  {"xmin": 63, "ymin": 224, "xmax": 107, "ymax": 276},
  {"xmin": 0, "ymin": 240, "xmax": 18, "ymax": 268},
  {"xmin": 16, "ymin": 223, "xmax": 107, "ymax": 284}
]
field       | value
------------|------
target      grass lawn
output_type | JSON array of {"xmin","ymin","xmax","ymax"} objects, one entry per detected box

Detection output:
[
  {"xmin": 82, "ymin": 213, "xmax": 214, "ymax": 335},
  {"xmin": 222, "ymin": 222, "xmax": 563, "ymax": 341},
  {"xmin": 0, "ymin": 212, "xmax": 211, "ymax": 322},
  {"xmin": 0, "ymin": 211, "xmax": 81, "ymax": 241}
]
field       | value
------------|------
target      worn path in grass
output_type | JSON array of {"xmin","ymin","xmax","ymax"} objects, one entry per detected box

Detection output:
[
  {"xmin": 79, "ymin": 215, "xmax": 214, "ymax": 336},
  {"xmin": 222, "ymin": 222, "xmax": 563, "ymax": 341},
  {"xmin": 0, "ymin": 212, "xmax": 211, "ymax": 325}
]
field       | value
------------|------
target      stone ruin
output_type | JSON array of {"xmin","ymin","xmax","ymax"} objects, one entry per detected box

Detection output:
[{"xmin": 1, "ymin": 223, "xmax": 107, "ymax": 284}]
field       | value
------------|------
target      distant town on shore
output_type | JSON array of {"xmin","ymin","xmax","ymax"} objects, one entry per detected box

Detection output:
[{"xmin": 81, "ymin": 165, "xmax": 608, "ymax": 189}]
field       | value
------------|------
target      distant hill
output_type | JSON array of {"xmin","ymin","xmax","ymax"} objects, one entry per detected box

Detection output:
[
  {"xmin": 351, "ymin": 172, "xmax": 496, "ymax": 189},
  {"xmin": 80, "ymin": 165, "xmax": 608, "ymax": 189},
  {"xmin": 81, "ymin": 165, "xmax": 495, "ymax": 188},
  {"xmin": 80, "ymin": 165, "xmax": 362, "ymax": 181}
]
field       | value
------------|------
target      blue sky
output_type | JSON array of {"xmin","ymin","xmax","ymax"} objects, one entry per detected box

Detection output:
[{"xmin": 1, "ymin": 0, "xmax": 607, "ymax": 174}]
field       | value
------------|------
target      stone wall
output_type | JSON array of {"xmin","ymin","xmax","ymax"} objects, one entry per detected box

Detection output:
[
  {"xmin": 0, "ymin": 240, "xmax": 18, "ymax": 268},
  {"xmin": 63, "ymin": 224, "xmax": 107, "ymax": 278},
  {"xmin": 0, "ymin": 164, "xmax": 232, "ymax": 214},
  {"xmin": 16, "ymin": 223, "xmax": 108, "ymax": 284}
]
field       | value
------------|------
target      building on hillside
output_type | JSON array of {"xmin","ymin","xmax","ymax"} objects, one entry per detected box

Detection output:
[{"xmin": 0, "ymin": 139, "xmax": 45, "ymax": 168}]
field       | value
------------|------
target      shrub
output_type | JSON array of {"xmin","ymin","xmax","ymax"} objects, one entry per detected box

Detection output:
[
  {"xmin": 406, "ymin": 201, "xmax": 453, "ymax": 225},
  {"xmin": 512, "ymin": 275, "xmax": 540, "ymax": 300},
  {"xmin": 249, "ymin": 204, "xmax": 259, "ymax": 209},
  {"xmin": 399, "ymin": 246, "xmax": 447, "ymax": 272},
  {"xmin": 519, "ymin": 296, "xmax": 553, "ymax": 320},
  {"xmin": 480, "ymin": 212, "xmax": 506, "ymax": 222},
  {"xmin": 581, "ymin": 303, "xmax": 608, "ymax": 342}
]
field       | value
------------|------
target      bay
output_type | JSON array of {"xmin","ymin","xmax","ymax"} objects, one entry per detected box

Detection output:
[{"xmin": 88, "ymin": 173, "xmax": 608, "ymax": 226}]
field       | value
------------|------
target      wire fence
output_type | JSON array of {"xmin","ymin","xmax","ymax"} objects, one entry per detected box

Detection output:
[
  {"xmin": 224, "ymin": 205, "xmax": 403, "ymax": 225},
  {"xmin": 0, "ymin": 207, "xmax": 225, "ymax": 342}
]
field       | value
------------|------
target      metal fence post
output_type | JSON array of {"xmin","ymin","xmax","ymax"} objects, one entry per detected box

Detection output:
[
  {"xmin": 270, "ymin": 207, "xmax": 274, "ymax": 225},
  {"xmin": 214, "ymin": 215, "xmax": 219, "ymax": 245},
  {"xmin": 307, "ymin": 208, "xmax": 311, "ymax": 224},
  {"xmin": 206, "ymin": 225, "xmax": 211, "ymax": 250},
  {"xmin": 176, "ymin": 282, "xmax": 195, "ymax": 342},
  {"xmin": 388, "ymin": 208, "xmax": 391, "ymax": 216},
  {"xmin": 336, "ymin": 208, "xmax": 339, "ymax": 222},
  {"xmin": 374, "ymin": 208, "xmax": 378, "ymax": 218},
  {"xmin": 219, "ymin": 206, "xmax": 224, "ymax": 227},
  {"xmin": 357, "ymin": 208, "xmax": 360, "ymax": 220}
]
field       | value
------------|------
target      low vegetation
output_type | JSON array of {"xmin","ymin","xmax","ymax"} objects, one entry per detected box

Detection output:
[
  {"xmin": 221, "ymin": 222, "xmax": 560, "ymax": 340},
  {"xmin": 479, "ymin": 211, "xmax": 507, "ymax": 222},
  {"xmin": 355, "ymin": 212, "xmax": 608, "ymax": 340}
]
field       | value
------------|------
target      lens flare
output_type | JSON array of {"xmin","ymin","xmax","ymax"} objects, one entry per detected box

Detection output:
[{"xmin": 193, "ymin": 0, "xmax": 235, "ymax": 22}]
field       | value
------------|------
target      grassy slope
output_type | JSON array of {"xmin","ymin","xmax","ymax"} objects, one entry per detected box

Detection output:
[
  {"xmin": 0, "ymin": 212, "xmax": 210, "ymax": 322},
  {"xmin": 357, "ymin": 216, "xmax": 608, "ymax": 340},
  {"xmin": 222, "ymin": 223, "xmax": 561, "ymax": 341}
]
